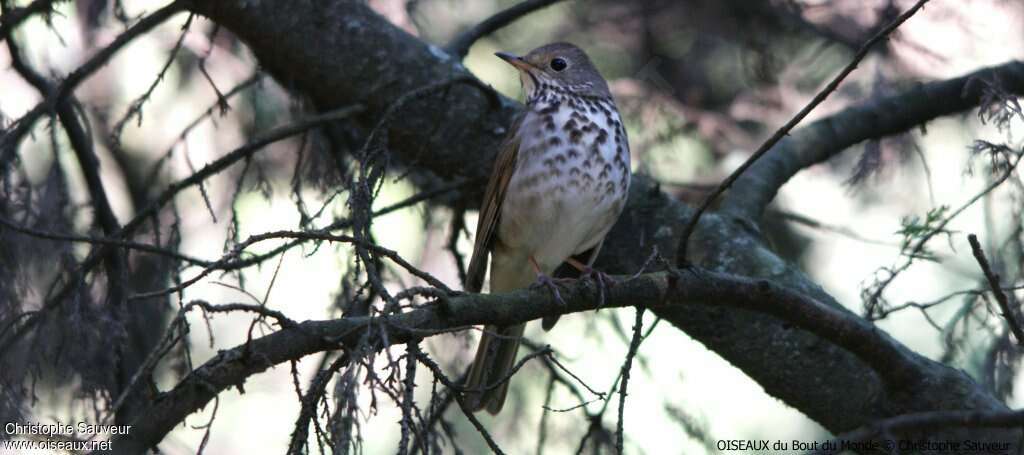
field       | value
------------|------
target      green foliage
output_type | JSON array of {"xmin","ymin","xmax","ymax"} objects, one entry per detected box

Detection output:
[{"xmin": 896, "ymin": 205, "xmax": 952, "ymax": 262}]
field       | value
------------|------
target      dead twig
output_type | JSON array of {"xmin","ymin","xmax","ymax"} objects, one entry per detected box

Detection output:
[{"xmin": 968, "ymin": 233, "xmax": 1024, "ymax": 346}]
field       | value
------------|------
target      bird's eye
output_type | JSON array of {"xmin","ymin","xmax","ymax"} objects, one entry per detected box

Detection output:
[{"xmin": 550, "ymin": 58, "xmax": 568, "ymax": 72}]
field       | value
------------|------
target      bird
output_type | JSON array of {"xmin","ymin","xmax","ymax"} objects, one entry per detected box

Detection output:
[{"xmin": 463, "ymin": 42, "xmax": 631, "ymax": 414}]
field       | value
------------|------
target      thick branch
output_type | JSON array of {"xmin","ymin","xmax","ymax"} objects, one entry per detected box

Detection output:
[
  {"xmin": 721, "ymin": 60, "xmax": 1024, "ymax": 220},
  {"xmin": 184, "ymin": 0, "xmax": 518, "ymax": 187},
  {"xmin": 445, "ymin": 0, "xmax": 565, "ymax": 59},
  {"xmin": 108, "ymin": 268, "xmax": 925, "ymax": 453},
  {"xmin": 820, "ymin": 409, "xmax": 1024, "ymax": 455}
]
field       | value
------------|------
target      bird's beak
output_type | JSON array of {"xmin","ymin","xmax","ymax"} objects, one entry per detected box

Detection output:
[{"xmin": 495, "ymin": 51, "xmax": 533, "ymax": 72}]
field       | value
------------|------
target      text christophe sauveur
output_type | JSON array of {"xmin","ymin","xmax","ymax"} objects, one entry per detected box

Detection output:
[{"xmin": 3, "ymin": 421, "xmax": 131, "ymax": 452}]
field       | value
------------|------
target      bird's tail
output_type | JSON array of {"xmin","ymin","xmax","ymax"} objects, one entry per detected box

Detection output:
[{"xmin": 464, "ymin": 323, "xmax": 526, "ymax": 414}]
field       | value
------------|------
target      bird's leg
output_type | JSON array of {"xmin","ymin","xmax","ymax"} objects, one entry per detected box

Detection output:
[
  {"xmin": 564, "ymin": 257, "xmax": 613, "ymax": 309},
  {"xmin": 528, "ymin": 256, "xmax": 567, "ymax": 307}
]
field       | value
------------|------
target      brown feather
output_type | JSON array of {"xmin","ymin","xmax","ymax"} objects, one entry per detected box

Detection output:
[
  {"xmin": 465, "ymin": 114, "xmax": 523, "ymax": 293},
  {"xmin": 464, "ymin": 115, "xmax": 525, "ymax": 413},
  {"xmin": 463, "ymin": 323, "xmax": 525, "ymax": 413}
]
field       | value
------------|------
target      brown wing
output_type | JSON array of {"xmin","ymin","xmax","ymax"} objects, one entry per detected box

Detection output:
[{"xmin": 465, "ymin": 115, "xmax": 523, "ymax": 293}]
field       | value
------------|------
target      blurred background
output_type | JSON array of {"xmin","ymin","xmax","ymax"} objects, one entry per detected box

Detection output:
[{"xmin": 1, "ymin": 0, "xmax": 1023, "ymax": 453}]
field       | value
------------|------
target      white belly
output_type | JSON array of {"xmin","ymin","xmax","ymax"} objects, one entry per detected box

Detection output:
[{"xmin": 496, "ymin": 95, "xmax": 630, "ymax": 274}]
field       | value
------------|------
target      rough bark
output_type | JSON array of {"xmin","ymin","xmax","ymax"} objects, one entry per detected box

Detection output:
[{"xmin": 103, "ymin": 266, "xmax": 956, "ymax": 453}]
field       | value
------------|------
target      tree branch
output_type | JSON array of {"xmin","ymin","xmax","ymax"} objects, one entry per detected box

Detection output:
[
  {"xmin": 720, "ymin": 60, "xmax": 1024, "ymax": 220},
  {"xmin": 183, "ymin": 0, "xmax": 519, "ymax": 186},
  {"xmin": 675, "ymin": 0, "xmax": 931, "ymax": 263},
  {"xmin": 0, "ymin": 1, "xmax": 186, "ymax": 162},
  {"xmin": 968, "ymin": 233, "xmax": 1024, "ymax": 346},
  {"xmin": 818, "ymin": 409, "xmax": 1024, "ymax": 455},
  {"xmin": 615, "ymin": 307, "xmax": 645, "ymax": 455},
  {"xmin": 445, "ymin": 0, "xmax": 565, "ymax": 59},
  {"xmin": 0, "ymin": 215, "xmax": 207, "ymax": 265},
  {"xmin": 5, "ymin": 34, "xmax": 128, "ymax": 303},
  {"xmin": 0, "ymin": 0, "xmax": 60, "ymax": 43},
  {"xmin": 107, "ymin": 267, "xmax": 934, "ymax": 453},
  {"xmin": 0, "ymin": 106, "xmax": 365, "ymax": 361}
]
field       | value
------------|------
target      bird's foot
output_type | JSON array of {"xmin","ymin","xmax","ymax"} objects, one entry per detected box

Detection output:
[
  {"xmin": 580, "ymin": 266, "xmax": 615, "ymax": 310},
  {"xmin": 530, "ymin": 273, "xmax": 568, "ymax": 307}
]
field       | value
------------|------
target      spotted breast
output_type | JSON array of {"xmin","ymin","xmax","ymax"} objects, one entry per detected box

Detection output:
[{"xmin": 494, "ymin": 83, "xmax": 630, "ymax": 284}]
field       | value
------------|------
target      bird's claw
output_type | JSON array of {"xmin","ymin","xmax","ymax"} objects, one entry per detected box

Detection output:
[
  {"xmin": 580, "ymin": 266, "xmax": 615, "ymax": 310},
  {"xmin": 531, "ymin": 273, "xmax": 568, "ymax": 307}
]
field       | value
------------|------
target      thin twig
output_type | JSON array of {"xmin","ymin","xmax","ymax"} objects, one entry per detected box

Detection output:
[
  {"xmin": 398, "ymin": 343, "xmax": 419, "ymax": 455},
  {"xmin": 411, "ymin": 345, "xmax": 506, "ymax": 455},
  {"xmin": 536, "ymin": 375, "xmax": 556, "ymax": 455},
  {"xmin": 0, "ymin": 179, "xmax": 468, "ymax": 272},
  {"xmin": 615, "ymin": 307, "xmax": 645, "ymax": 455},
  {"xmin": 129, "ymin": 228, "xmax": 453, "ymax": 301},
  {"xmin": 545, "ymin": 352, "xmax": 606, "ymax": 398},
  {"xmin": 968, "ymin": 233, "xmax": 1024, "ymax": 346},
  {"xmin": 866, "ymin": 152, "xmax": 1024, "ymax": 316},
  {"xmin": 0, "ymin": 215, "xmax": 208, "ymax": 265},
  {"xmin": 129, "ymin": 105, "xmax": 365, "ymax": 234},
  {"xmin": 0, "ymin": 1, "xmax": 186, "ymax": 159},
  {"xmin": 6, "ymin": 30, "xmax": 130, "ymax": 315},
  {"xmin": 0, "ymin": 0, "xmax": 58, "ymax": 43},
  {"xmin": 409, "ymin": 373, "xmax": 461, "ymax": 455},
  {"xmin": 110, "ymin": 12, "xmax": 195, "ymax": 143},
  {"xmin": 287, "ymin": 354, "xmax": 351, "ymax": 455},
  {"xmin": 0, "ymin": 106, "xmax": 364, "ymax": 359},
  {"xmin": 104, "ymin": 299, "xmax": 296, "ymax": 427},
  {"xmin": 575, "ymin": 314, "xmax": 660, "ymax": 453},
  {"xmin": 144, "ymin": 73, "xmax": 262, "ymax": 185}
]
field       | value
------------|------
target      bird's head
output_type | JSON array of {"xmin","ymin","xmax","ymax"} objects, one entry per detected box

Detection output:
[{"xmin": 495, "ymin": 42, "xmax": 610, "ymax": 102}]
